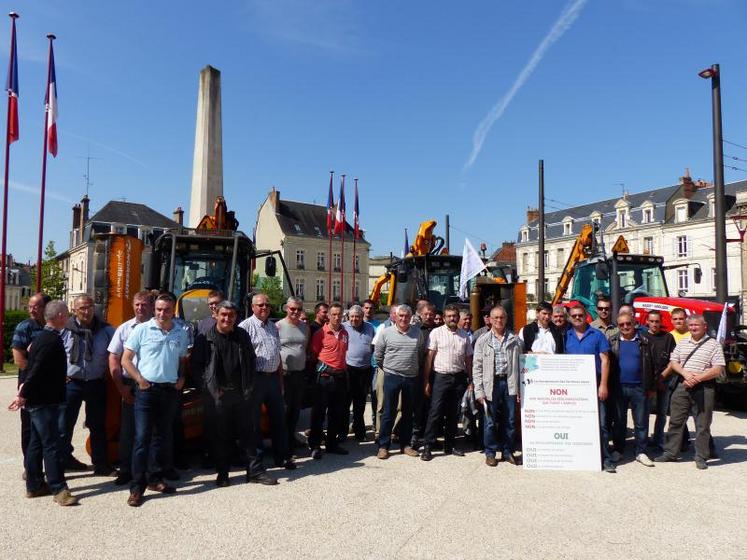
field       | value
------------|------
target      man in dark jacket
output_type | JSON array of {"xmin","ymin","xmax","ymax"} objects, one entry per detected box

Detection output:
[
  {"xmin": 519, "ymin": 302, "xmax": 565, "ymax": 354},
  {"xmin": 192, "ymin": 301, "xmax": 260, "ymax": 487},
  {"xmin": 9, "ymin": 301, "xmax": 78, "ymax": 506},
  {"xmin": 608, "ymin": 311, "xmax": 656, "ymax": 467},
  {"xmin": 641, "ymin": 310, "xmax": 676, "ymax": 451}
]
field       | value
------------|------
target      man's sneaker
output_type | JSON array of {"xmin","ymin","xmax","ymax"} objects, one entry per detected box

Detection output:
[
  {"xmin": 93, "ymin": 465, "xmax": 118, "ymax": 477},
  {"xmin": 603, "ymin": 461, "xmax": 617, "ymax": 473},
  {"xmin": 654, "ymin": 453, "xmax": 676, "ymax": 463},
  {"xmin": 485, "ymin": 456, "xmax": 498, "ymax": 467},
  {"xmin": 377, "ymin": 448, "xmax": 390, "ymax": 460},
  {"xmin": 695, "ymin": 458, "xmax": 708, "ymax": 470},
  {"xmin": 310, "ymin": 448, "xmax": 323, "ymax": 460},
  {"xmin": 610, "ymin": 450, "xmax": 622, "ymax": 463},
  {"xmin": 401, "ymin": 446, "xmax": 419, "ymax": 458},
  {"xmin": 216, "ymin": 474, "xmax": 230, "ymax": 488},
  {"xmin": 283, "ymin": 458, "xmax": 298, "ymax": 470},
  {"xmin": 53, "ymin": 488, "xmax": 79, "ymax": 506},
  {"xmin": 636, "ymin": 453, "xmax": 655, "ymax": 467},
  {"xmin": 114, "ymin": 472, "xmax": 132, "ymax": 486},
  {"xmin": 146, "ymin": 481, "xmax": 176, "ymax": 494},
  {"xmin": 444, "ymin": 447, "xmax": 465, "ymax": 457},
  {"xmin": 64, "ymin": 457, "xmax": 90, "ymax": 472},
  {"xmin": 127, "ymin": 490, "xmax": 143, "ymax": 507},
  {"xmin": 26, "ymin": 482, "xmax": 51, "ymax": 498},
  {"xmin": 504, "ymin": 453, "xmax": 520, "ymax": 466},
  {"xmin": 420, "ymin": 447, "xmax": 433, "ymax": 462},
  {"xmin": 247, "ymin": 472, "xmax": 278, "ymax": 486}
]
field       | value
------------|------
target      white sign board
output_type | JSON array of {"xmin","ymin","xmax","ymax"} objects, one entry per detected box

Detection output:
[{"xmin": 520, "ymin": 354, "xmax": 601, "ymax": 471}]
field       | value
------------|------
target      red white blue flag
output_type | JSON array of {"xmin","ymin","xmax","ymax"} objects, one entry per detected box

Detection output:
[
  {"xmin": 326, "ymin": 171, "xmax": 335, "ymax": 233},
  {"xmin": 45, "ymin": 41, "xmax": 58, "ymax": 157},
  {"xmin": 353, "ymin": 179, "xmax": 360, "ymax": 239},
  {"xmin": 334, "ymin": 176, "xmax": 346, "ymax": 234},
  {"xmin": 5, "ymin": 15, "xmax": 19, "ymax": 144}
]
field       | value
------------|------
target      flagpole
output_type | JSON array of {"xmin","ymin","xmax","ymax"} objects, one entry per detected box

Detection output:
[
  {"xmin": 35, "ymin": 34, "xmax": 55, "ymax": 293},
  {"xmin": 351, "ymin": 177, "xmax": 357, "ymax": 303},
  {"xmin": 327, "ymin": 170, "xmax": 333, "ymax": 303},
  {"xmin": 0, "ymin": 12, "xmax": 19, "ymax": 371},
  {"xmin": 339, "ymin": 174, "xmax": 345, "ymax": 304}
]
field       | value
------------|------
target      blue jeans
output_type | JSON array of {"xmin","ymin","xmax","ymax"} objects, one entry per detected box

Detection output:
[
  {"xmin": 378, "ymin": 373, "xmax": 415, "ymax": 450},
  {"xmin": 483, "ymin": 377, "xmax": 516, "ymax": 458},
  {"xmin": 26, "ymin": 404, "xmax": 67, "ymax": 494},
  {"xmin": 131, "ymin": 383, "xmax": 178, "ymax": 491},
  {"xmin": 58, "ymin": 378, "xmax": 108, "ymax": 468},
  {"xmin": 615, "ymin": 384, "xmax": 649, "ymax": 455},
  {"xmin": 598, "ymin": 397, "xmax": 613, "ymax": 464}
]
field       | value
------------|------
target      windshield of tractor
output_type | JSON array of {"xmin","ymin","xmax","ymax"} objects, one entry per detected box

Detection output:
[
  {"xmin": 172, "ymin": 252, "xmax": 243, "ymax": 306},
  {"xmin": 426, "ymin": 268, "xmax": 461, "ymax": 311},
  {"xmin": 571, "ymin": 260, "xmax": 668, "ymax": 318}
]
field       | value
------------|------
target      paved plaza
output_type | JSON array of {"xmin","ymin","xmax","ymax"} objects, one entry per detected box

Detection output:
[{"xmin": 1, "ymin": 377, "xmax": 746, "ymax": 559}]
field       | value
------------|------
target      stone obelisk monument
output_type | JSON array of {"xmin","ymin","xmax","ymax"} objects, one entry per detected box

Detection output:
[{"xmin": 189, "ymin": 65, "xmax": 223, "ymax": 227}]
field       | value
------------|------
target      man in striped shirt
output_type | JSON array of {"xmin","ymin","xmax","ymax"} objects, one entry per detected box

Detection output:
[
  {"xmin": 421, "ymin": 304, "xmax": 473, "ymax": 461},
  {"xmin": 655, "ymin": 314, "xmax": 725, "ymax": 470}
]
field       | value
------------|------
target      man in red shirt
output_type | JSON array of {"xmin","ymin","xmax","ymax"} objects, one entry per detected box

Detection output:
[{"xmin": 309, "ymin": 303, "xmax": 349, "ymax": 459}]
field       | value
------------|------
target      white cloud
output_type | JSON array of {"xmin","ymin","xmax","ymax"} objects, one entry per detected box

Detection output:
[{"xmin": 464, "ymin": 0, "xmax": 588, "ymax": 170}]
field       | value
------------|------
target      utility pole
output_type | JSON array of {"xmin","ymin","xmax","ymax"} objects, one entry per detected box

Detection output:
[
  {"xmin": 538, "ymin": 159, "xmax": 545, "ymax": 302},
  {"xmin": 699, "ymin": 64, "xmax": 727, "ymax": 301},
  {"xmin": 445, "ymin": 214, "xmax": 450, "ymax": 254}
]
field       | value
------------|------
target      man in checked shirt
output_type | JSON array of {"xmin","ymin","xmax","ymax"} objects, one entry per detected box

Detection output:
[{"xmin": 239, "ymin": 293, "xmax": 295, "ymax": 484}]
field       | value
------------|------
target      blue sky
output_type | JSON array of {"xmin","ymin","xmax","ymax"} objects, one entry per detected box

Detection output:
[{"xmin": 1, "ymin": 0, "xmax": 746, "ymax": 263}]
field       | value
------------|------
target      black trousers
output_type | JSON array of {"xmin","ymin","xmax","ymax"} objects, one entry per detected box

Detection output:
[
  {"xmin": 283, "ymin": 370, "xmax": 306, "ymax": 446},
  {"xmin": 309, "ymin": 373, "xmax": 348, "ymax": 449},
  {"xmin": 346, "ymin": 366, "xmax": 372, "ymax": 439},
  {"xmin": 247, "ymin": 373, "xmax": 288, "ymax": 475},
  {"xmin": 423, "ymin": 372, "xmax": 468, "ymax": 449},
  {"xmin": 411, "ymin": 372, "xmax": 432, "ymax": 445},
  {"xmin": 211, "ymin": 390, "xmax": 250, "ymax": 476}
]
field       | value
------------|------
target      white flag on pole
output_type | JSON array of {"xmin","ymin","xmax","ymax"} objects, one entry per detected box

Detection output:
[
  {"xmin": 716, "ymin": 302, "xmax": 729, "ymax": 344},
  {"xmin": 459, "ymin": 238, "xmax": 487, "ymax": 300}
]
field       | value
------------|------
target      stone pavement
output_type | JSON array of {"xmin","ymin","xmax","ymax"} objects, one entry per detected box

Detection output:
[{"xmin": 1, "ymin": 377, "xmax": 746, "ymax": 559}]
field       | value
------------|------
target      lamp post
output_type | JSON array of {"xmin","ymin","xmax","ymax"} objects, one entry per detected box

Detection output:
[{"xmin": 699, "ymin": 64, "xmax": 727, "ymax": 302}]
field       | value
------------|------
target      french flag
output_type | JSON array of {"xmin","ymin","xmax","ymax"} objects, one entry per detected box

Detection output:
[
  {"xmin": 334, "ymin": 176, "xmax": 346, "ymax": 234},
  {"xmin": 353, "ymin": 178, "xmax": 360, "ymax": 239},
  {"xmin": 46, "ymin": 39, "xmax": 58, "ymax": 157},
  {"xmin": 5, "ymin": 14, "xmax": 19, "ymax": 144},
  {"xmin": 326, "ymin": 171, "xmax": 335, "ymax": 233}
]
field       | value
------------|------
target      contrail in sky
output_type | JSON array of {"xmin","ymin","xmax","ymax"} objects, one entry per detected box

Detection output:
[
  {"xmin": 464, "ymin": 0, "xmax": 588, "ymax": 170},
  {"xmin": 11, "ymin": 180, "xmax": 76, "ymax": 204}
]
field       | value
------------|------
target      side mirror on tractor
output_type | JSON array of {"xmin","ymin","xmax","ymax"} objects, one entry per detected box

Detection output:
[{"xmin": 265, "ymin": 256, "xmax": 277, "ymax": 277}]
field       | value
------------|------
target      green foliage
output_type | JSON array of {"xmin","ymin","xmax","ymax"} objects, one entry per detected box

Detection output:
[
  {"xmin": 31, "ymin": 241, "xmax": 65, "ymax": 300},
  {"xmin": 3, "ymin": 309, "xmax": 27, "ymax": 362},
  {"xmin": 255, "ymin": 275, "xmax": 285, "ymax": 310}
]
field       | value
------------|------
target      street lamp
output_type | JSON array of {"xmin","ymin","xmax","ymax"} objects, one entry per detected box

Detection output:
[{"xmin": 699, "ymin": 63, "xmax": 727, "ymax": 302}]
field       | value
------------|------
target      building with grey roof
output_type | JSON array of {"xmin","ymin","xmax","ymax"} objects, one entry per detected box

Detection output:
[
  {"xmin": 516, "ymin": 171, "xmax": 747, "ymax": 309},
  {"xmin": 255, "ymin": 188, "xmax": 370, "ymax": 309}
]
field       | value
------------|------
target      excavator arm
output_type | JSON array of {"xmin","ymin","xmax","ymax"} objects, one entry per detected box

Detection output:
[{"xmin": 551, "ymin": 224, "xmax": 593, "ymax": 305}]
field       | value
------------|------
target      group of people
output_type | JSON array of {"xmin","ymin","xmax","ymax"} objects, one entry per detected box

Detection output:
[{"xmin": 8, "ymin": 289, "xmax": 724, "ymax": 508}]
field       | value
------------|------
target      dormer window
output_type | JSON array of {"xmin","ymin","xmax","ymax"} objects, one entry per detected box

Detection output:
[
  {"xmin": 641, "ymin": 202, "xmax": 654, "ymax": 224},
  {"xmin": 520, "ymin": 228, "xmax": 529, "ymax": 242},
  {"xmin": 617, "ymin": 208, "xmax": 627, "ymax": 228},
  {"xmin": 675, "ymin": 204, "xmax": 687, "ymax": 223},
  {"xmin": 562, "ymin": 217, "xmax": 573, "ymax": 236}
]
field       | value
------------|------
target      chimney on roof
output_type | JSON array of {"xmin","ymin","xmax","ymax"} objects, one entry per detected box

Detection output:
[
  {"xmin": 680, "ymin": 169, "xmax": 698, "ymax": 199},
  {"xmin": 173, "ymin": 207, "xmax": 184, "ymax": 225},
  {"xmin": 269, "ymin": 187, "xmax": 280, "ymax": 211},
  {"xmin": 72, "ymin": 203, "xmax": 81, "ymax": 230},
  {"xmin": 80, "ymin": 195, "xmax": 90, "ymax": 242},
  {"xmin": 526, "ymin": 207, "xmax": 539, "ymax": 224}
]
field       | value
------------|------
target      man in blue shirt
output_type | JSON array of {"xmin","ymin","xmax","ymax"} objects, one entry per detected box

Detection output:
[
  {"xmin": 608, "ymin": 312, "xmax": 656, "ymax": 467},
  {"xmin": 565, "ymin": 304, "xmax": 615, "ymax": 472},
  {"xmin": 343, "ymin": 304, "xmax": 375, "ymax": 441},
  {"xmin": 60, "ymin": 294, "xmax": 115, "ymax": 475},
  {"xmin": 122, "ymin": 292, "xmax": 190, "ymax": 506}
]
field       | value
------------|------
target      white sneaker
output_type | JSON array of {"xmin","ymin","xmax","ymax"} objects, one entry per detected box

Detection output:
[
  {"xmin": 610, "ymin": 451, "xmax": 622, "ymax": 463},
  {"xmin": 636, "ymin": 453, "xmax": 654, "ymax": 467}
]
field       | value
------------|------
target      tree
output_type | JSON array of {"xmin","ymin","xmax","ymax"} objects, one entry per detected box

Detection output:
[
  {"xmin": 31, "ymin": 240, "xmax": 65, "ymax": 300},
  {"xmin": 256, "ymin": 275, "xmax": 285, "ymax": 310}
]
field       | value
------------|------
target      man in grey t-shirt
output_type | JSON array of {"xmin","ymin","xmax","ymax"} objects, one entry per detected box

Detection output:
[{"xmin": 277, "ymin": 296, "xmax": 309, "ymax": 449}]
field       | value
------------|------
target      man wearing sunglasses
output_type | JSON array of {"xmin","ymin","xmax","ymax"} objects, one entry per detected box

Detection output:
[
  {"xmin": 590, "ymin": 295, "xmax": 618, "ymax": 340},
  {"xmin": 197, "ymin": 290, "xmax": 225, "ymax": 336},
  {"xmin": 277, "ymin": 296, "xmax": 310, "ymax": 449},
  {"xmin": 564, "ymin": 304, "xmax": 615, "ymax": 472},
  {"xmin": 607, "ymin": 312, "xmax": 656, "ymax": 467}
]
